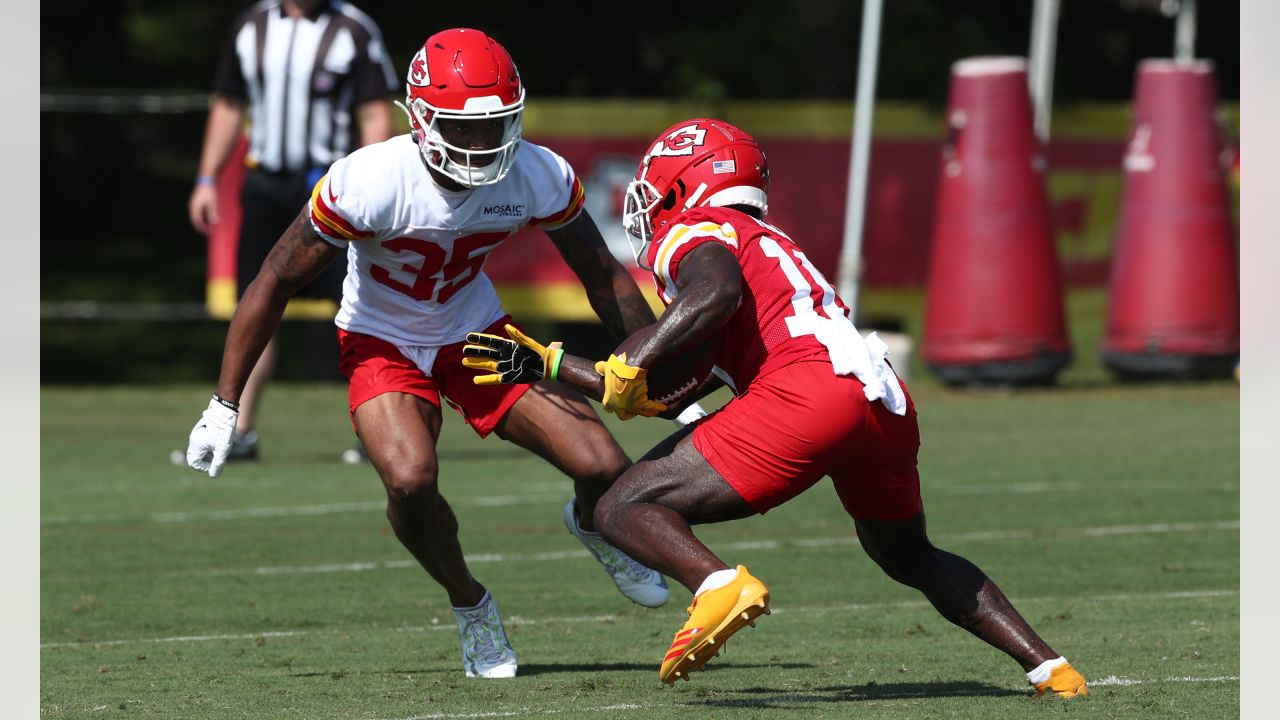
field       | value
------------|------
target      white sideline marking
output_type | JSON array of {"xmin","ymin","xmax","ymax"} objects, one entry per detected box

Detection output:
[
  {"xmin": 146, "ymin": 494, "xmax": 565, "ymax": 521},
  {"xmin": 364, "ymin": 705, "xmax": 646, "ymax": 720},
  {"xmin": 775, "ymin": 588, "xmax": 1237, "ymax": 619},
  {"xmin": 42, "ymin": 493, "xmax": 572, "ymax": 526},
  {"xmin": 1091, "ymin": 674, "xmax": 1239, "ymax": 687},
  {"xmin": 150, "ymin": 502, "xmax": 385, "ymax": 523},
  {"xmin": 1079, "ymin": 522, "xmax": 1239, "ymax": 537},
  {"xmin": 59, "ymin": 676, "xmax": 1243, "ymax": 719},
  {"xmin": 167, "ymin": 520, "xmax": 1238, "ymax": 579},
  {"xmin": 946, "ymin": 481, "xmax": 1236, "ymax": 496},
  {"xmin": 365, "ymin": 706, "xmax": 646, "ymax": 720},
  {"xmin": 947, "ymin": 482, "xmax": 1063, "ymax": 495},
  {"xmin": 40, "ymin": 479, "xmax": 1237, "ymax": 526},
  {"xmin": 40, "ymin": 587, "xmax": 1236, "ymax": 650},
  {"xmin": 42, "ymin": 630, "xmax": 305, "ymax": 648},
  {"xmin": 187, "ymin": 549, "xmax": 593, "ymax": 578},
  {"xmin": 355, "ymin": 675, "xmax": 1240, "ymax": 719},
  {"xmin": 1092, "ymin": 675, "xmax": 1142, "ymax": 686}
]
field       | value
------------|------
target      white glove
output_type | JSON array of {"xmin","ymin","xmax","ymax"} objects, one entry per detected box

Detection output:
[
  {"xmin": 673, "ymin": 402, "xmax": 710, "ymax": 428},
  {"xmin": 187, "ymin": 396, "xmax": 239, "ymax": 477}
]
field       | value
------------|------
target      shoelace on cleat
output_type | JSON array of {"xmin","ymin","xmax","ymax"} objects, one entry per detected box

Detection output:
[
  {"xmin": 458, "ymin": 607, "xmax": 510, "ymax": 668},
  {"xmin": 567, "ymin": 504, "xmax": 658, "ymax": 584},
  {"xmin": 581, "ymin": 536, "xmax": 657, "ymax": 583}
]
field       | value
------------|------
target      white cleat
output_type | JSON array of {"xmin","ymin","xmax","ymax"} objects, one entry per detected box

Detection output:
[
  {"xmin": 452, "ymin": 591, "xmax": 518, "ymax": 679},
  {"xmin": 563, "ymin": 499, "xmax": 669, "ymax": 608}
]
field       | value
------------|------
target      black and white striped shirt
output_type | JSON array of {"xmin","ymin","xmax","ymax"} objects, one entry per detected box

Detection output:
[{"xmin": 214, "ymin": 0, "xmax": 398, "ymax": 173}]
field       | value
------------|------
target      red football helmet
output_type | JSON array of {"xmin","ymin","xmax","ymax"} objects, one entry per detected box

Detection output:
[
  {"xmin": 397, "ymin": 28, "xmax": 524, "ymax": 187},
  {"xmin": 622, "ymin": 118, "xmax": 770, "ymax": 267}
]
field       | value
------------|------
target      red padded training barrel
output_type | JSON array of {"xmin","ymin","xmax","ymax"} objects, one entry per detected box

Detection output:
[
  {"xmin": 923, "ymin": 57, "xmax": 1071, "ymax": 386},
  {"xmin": 1102, "ymin": 59, "xmax": 1238, "ymax": 380},
  {"xmin": 206, "ymin": 134, "xmax": 249, "ymax": 319}
]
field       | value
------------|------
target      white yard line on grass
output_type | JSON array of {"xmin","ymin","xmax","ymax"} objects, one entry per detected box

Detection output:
[
  {"xmin": 356, "ymin": 675, "xmax": 1239, "ymax": 720},
  {"xmin": 41, "ymin": 493, "xmax": 573, "ymax": 525},
  {"xmin": 1092, "ymin": 674, "xmax": 1239, "ymax": 686},
  {"xmin": 163, "ymin": 519, "xmax": 1238, "ymax": 579},
  {"xmin": 41, "ymin": 630, "xmax": 306, "ymax": 648},
  {"xmin": 946, "ymin": 481, "xmax": 1237, "ymax": 496},
  {"xmin": 365, "ymin": 706, "xmax": 647, "ymax": 720},
  {"xmin": 785, "ymin": 588, "xmax": 1237, "ymax": 618},
  {"xmin": 40, "ymin": 481, "xmax": 1237, "ymax": 526},
  {"xmin": 41, "ymin": 587, "xmax": 1236, "ymax": 650}
]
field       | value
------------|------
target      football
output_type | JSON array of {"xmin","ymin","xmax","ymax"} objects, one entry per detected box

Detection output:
[{"xmin": 613, "ymin": 324, "xmax": 721, "ymax": 407}]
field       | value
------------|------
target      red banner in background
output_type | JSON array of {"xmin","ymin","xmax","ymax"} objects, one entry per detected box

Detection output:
[
  {"xmin": 486, "ymin": 135, "xmax": 1128, "ymax": 291},
  {"xmin": 205, "ymin": 135, "xmax": 248, "ymax": 318},
  {"xmin": 205, "ymin": 114, "xmax": 1169, "ymax": 320}
]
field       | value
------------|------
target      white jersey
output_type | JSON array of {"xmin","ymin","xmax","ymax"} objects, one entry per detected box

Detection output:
[{"xmin": 309, "ymin": 134, "xmax": 585, "ymax": 347}]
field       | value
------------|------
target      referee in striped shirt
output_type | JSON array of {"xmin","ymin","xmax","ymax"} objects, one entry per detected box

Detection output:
[{"xmin": 188, "ymin": 0, "xmax": 398, "ymax": 463}]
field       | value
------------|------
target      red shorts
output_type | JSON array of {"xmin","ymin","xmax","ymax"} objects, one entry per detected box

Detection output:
[
  {"xmin": 336, "ymin": 316, "xmax": 531, "ymax": 438},
  {"xmin": 691, "ymin": 360, "xmax": 922, "ymax": 521}
]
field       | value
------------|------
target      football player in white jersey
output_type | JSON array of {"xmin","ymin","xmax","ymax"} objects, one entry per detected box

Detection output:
[{"xmin": 184, "ymin": 28, "xmax": 669, "ymax": 679}]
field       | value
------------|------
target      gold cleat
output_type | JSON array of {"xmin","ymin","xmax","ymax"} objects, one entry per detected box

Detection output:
[
  {"xmin": 659, "ymin": 565, "xmax": 770, "ymax": 684},
  {"xmin": 1033, "ymin": 661, "xmax": 1089, "ymax": 698}
]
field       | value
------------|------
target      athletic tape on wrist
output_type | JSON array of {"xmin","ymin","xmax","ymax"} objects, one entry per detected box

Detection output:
[{"xmin": 548, "ymin": 348, "xmax": 565, "ymax": 381}]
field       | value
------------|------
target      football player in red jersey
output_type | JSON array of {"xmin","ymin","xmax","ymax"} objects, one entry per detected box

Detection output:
[
  {"xmin": 184, "ymin": 29, "xmax": 674, "ymax": 680},
  {"xmin": 463, "ymin": 118, "xmax": 1087, "ymax": 696}
]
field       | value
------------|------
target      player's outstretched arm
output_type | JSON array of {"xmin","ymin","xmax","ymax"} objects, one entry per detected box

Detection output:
[
  {"xmin": 187, "ymin": 206, "xmax": 341, "ymax": 477},
  {"xmin": 460, "ymin": 327, "xmax": 662, "ymax": 419},
  {"xmin": 531, "ymin": 351, "xmax": 681, "ymax": 423},
  {"xmin": 462, "ymin": 324, "xmax": 602, "ymax": 396},
  {"xmin": 462, "ymin": 325, "xmax": 565, "ymax": 385},
  {"xmin": 544, "ymin": 353, "xmax": 606, "ymax": 400},
  {"xmin": 545, "ymin": 210, "xmax": 655, "ymax": 340}
]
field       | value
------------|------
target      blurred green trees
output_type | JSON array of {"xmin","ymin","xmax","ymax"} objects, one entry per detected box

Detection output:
[{"xmin": 42, "ymin": 1, "xmax": 1238, "ymax": 103}]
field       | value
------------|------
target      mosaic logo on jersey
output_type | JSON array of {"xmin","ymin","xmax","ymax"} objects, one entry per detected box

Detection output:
[{"xmin": 483, "ymin": 203, "xmax": 526, "ymax": 218}]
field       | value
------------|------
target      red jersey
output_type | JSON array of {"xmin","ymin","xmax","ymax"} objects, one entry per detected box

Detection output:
[{"xmin": 644, "ymin": 207, "xmax": 858, "ymax": 388}]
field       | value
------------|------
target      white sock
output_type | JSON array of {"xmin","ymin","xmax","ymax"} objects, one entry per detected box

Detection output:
[
  {"xmin": 1026, "ymin": 656, "xmax": 1068, "ymax": 684},
  {"xmin": 695, "ymin": 568, "xmax": 740, "ymax": 596}
]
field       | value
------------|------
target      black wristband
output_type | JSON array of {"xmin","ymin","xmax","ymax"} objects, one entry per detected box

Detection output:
[{"xmin": 212, "ymin": 393, "xmax": 240, "ymax": 412}]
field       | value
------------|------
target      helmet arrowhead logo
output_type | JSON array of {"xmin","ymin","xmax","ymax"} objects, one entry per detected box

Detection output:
[
  {"xmin": 408, "ymin": 48, "xmax": 430, "ymax": 87},
  {"xmin": 650, "ymin": 125, "xmax": 707, "ymax": 158}
]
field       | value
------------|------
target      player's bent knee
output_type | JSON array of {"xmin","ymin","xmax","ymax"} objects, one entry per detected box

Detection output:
[
  {"xmin": 868, "ymin": 554, "xmax": 911, "ymax": 586},
  {"xmin": 591, "ymin": 481, "xmax": 637, "ymax": 532},
  {"xmin": 865, "ymin": 540, "xmax": 934, "ymax": 587},
  {"xmin": 592, "ymin": 469, "xmax": 673, "ymax": 527},
  {"xmin": 380, "ymin": 464, "xmax": 440, "ymax": 507},
  {"xmin": 565, "ymin": 445, "xmax": 629, "ymax": 488}
]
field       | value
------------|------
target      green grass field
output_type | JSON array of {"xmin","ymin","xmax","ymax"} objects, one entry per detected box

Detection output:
[{"xmin": 41, "ymin": 368, "xmax": 1239, "ymax": 718}]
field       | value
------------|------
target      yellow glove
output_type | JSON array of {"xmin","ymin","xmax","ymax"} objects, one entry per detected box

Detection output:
[
  {"xmin": 596, "ymin": 353, "xmax": 667, "ymax": 420},
  {"xmin": 462, "ymin": 324, "xmax": 563, "ymax": 385}
]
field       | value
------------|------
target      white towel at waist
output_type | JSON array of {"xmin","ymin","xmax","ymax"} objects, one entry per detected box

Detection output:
[{"xmin": 809, "ymin": 317, "xmax": 908, "ymax": 416}]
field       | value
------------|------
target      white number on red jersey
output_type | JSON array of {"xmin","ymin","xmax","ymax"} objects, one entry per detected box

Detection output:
[{"xmin": 757, "ymin": 235, "xmax": 850, "ymax": 352}]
